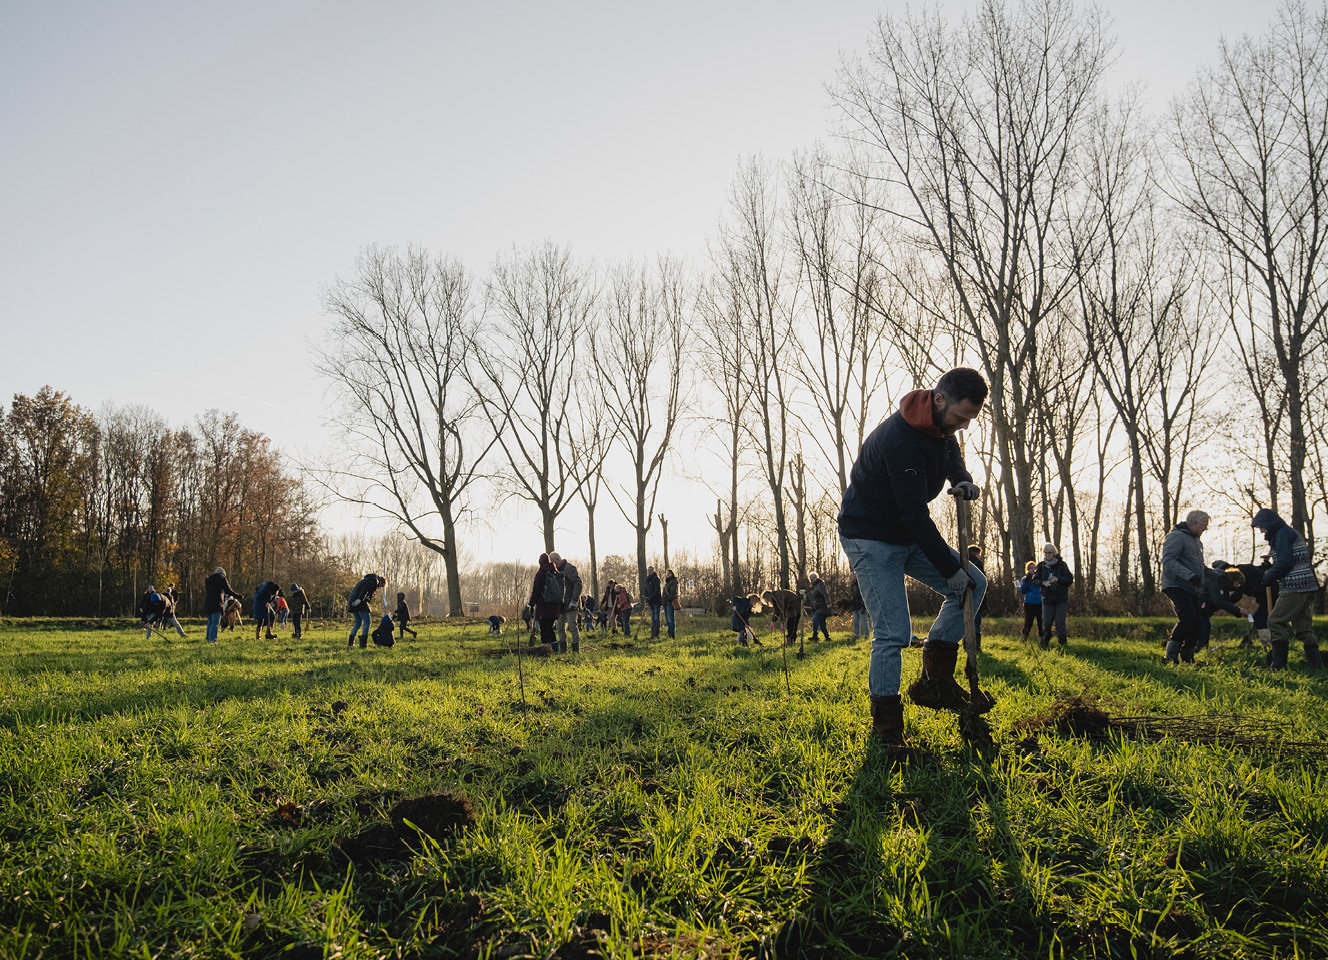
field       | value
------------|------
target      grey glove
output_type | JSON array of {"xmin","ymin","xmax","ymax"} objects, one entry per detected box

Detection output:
[
  {"xmin": 951, "ymin": 481, "xmax": 981, "ymax": 501},
  {"xmin": 946, "ymin": 568, "xmax": 973, "ymax": 594}
]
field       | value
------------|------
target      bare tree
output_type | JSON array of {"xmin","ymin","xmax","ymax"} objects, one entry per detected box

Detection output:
[
  {"xmin": 317, "ymin": 245, "xmax": 489, "ymax": 616},
  {"xmin": 695, "ymin": 273, "xmax": 753, "ymax": 597},
  {"xmin": 716, "ymin": 157, "xmax": 797, "ymax": 589},
  {"xmin": 835, "ymin": 0, "xmax": 1110, "ymax": 572},
  {"xmin": 570, "ymin": 370, "xmax": 613, "ymax": 599},
  {"xmin": 787, "ymin": 152, "xmax": 890, "ymax": 496},
  {"xmin": 1072, "ymin": 100, "xmax": 1175, "ymax": 602},
  {"xmin": 600, "ymin": 258, "xmax": 689, "ymax": 592},
  {"xmin": 1174, "ymin": 0, "xmax": 1328, "ymax": 543},
  {"xmin": 470, "ymin": 242, "xmax": 596, "ymax": 552}
]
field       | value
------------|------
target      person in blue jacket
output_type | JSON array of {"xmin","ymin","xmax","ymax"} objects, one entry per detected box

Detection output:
[{"xmin": 1017, "ymin": 560, "xmax": 1042, "ymax": 640}]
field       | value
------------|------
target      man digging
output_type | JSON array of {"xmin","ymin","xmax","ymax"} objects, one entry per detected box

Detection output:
[{"xmin": 838, "ymin": 367, "xmax": 990, "ymax": 754}]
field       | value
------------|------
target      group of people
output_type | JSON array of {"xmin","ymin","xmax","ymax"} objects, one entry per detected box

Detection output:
[
  {"xmin": 194, "ymin": 568, "xmax": 312, "ymax": 644},
  {"xmin": 1161, "ymin": 509, "xmax": 1322, "ymax": 669},
  {"xmin": 136, "ymin": 583, "xmax": 186, "ymax": 639},
  {"xmin": 150, "ymin": 567, "xmax": 417, "ymax": 650},
  {"xmin": 519, "ymin": 558, "xmax": 683, "ymax": 651},
  {"xmin": 826, "ymin": 366, "xmax": 1324, "ymax": 756}
]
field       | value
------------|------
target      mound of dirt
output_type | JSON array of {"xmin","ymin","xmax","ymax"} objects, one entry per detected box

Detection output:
[
  {"xmin": 390, "ymin": 790, "xmax": 477, "ymax": 842},
  {"xmin": 1013, "ymin": 692, "xmax": 1114, "ymax": 739},
  {"xmin": 337, "ymin": 789, "xmax": 477, "ymax": 865}
]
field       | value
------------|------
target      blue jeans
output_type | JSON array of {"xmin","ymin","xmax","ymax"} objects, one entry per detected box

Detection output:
[
  {"xmin": 852, "ymin": 609, "xmax": 870, "ymax": 639},
  {"xmin": 350, "ymin": 610, "xmax": 372, "ymax": 639},
  {"xmin": 206, "ymin": 611, "xmax": 222, "ymax": 643},
  {"xmin": 811, "ymin": 611, "xmax": 830, "ymax": 641},
  {"xmin": 840, "ymin": 536, "xmax": 986, "ymax": 697},
  {"xmin": 650, "ymin": 604, "xmax": 661, "ymax": 637},
  {"xmin": 663, "ymin": 603, "xmax": 675, "ymax": 638}
]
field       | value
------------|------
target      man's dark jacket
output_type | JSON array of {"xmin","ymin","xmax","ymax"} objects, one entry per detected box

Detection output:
[
  {"xmin": 1253, "ymin": 508, "xmax": 1319, "ymax": 593},
  {"xmin": 838, "ymin": 390, "xmax": 973, "ymax": 578},
  {"xmin": 764, "ymin": 589, "xmax": 802, "ymax": 623},
  {"xmin": 203, "ymin": 572, "xmax": 241, "ymax": 614},
  {"xmin": 644, "ymin": 572, "xmax": 662, "ymax": 607},
  {"xmin": 1034, "ymin": 556, "xmax": 1074, "ymax": 604},
  {"xmin": 1200, "ymin": 568, "xmax": 1243, "ymax": 618}
]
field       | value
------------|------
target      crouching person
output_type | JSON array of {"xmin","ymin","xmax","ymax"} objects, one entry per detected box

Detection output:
[{"xmin": 837, "ymin": 368, "xmax": 990, "ymax": 752}]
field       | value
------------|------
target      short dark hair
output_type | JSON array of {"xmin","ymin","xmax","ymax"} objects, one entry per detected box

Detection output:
[{"xmin": 935, "ymin": 367, "xmax": 988, "ymax": 405}]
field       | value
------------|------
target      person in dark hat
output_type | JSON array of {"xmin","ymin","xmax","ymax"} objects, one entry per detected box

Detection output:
[{"xmin": 1252, "ymin": 509, "xmax": 1322, "ymax": 669}]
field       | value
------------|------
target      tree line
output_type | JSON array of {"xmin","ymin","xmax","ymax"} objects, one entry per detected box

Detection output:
[
  {"xmin": 0, "ymin": 387, "xmax": 350, "ymax": 617},
  {"xmin": 316, "ymin": 0, "xmax": 1328, "ymax": 617}
]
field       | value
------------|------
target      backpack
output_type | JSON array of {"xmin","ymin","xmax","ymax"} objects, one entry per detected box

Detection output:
[
  {"xmin": 372, "ymin": 615, "xmax": 395, "ymax": 647},
  {"xmin": 541, "ymin": 568, "xmax": 566, "ymax": 605}
]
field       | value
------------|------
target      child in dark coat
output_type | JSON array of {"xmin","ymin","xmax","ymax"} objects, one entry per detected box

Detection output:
[{"xmin": 393, "ymin": 592, "xmax": 418, "ymax": 640}]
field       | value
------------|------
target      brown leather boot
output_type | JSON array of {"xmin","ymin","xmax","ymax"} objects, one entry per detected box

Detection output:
[
  {"xmin": 908, "ymin": 642, "xmax": 981, "ymax": 712},
  {"xmin": 870, "ymin": 694, "xmax": 905, "ymax": 746}
]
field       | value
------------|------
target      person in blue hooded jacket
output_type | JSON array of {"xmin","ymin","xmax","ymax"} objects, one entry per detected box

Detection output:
[
  {"xmin": 1252, "ymin": 508, "xmax": 1323, "ymax": 669},
  {"xmin": 1017, "ymin": 560, "xmax": 1042, "ymax": 640}
]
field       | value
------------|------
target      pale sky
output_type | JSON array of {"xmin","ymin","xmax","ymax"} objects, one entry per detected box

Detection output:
[{"xmin": 0, "ymin": 0, "xmax": 1279, "ymax": 566}]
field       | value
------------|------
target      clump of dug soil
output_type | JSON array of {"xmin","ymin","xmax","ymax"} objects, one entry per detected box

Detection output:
[
  {"xmin": 390, "ymin": 790, "xmax": 478, "ymax": 842},
  {"xmin": 338, "ymin": 789, "xmax": 477, "ymax": 865}
]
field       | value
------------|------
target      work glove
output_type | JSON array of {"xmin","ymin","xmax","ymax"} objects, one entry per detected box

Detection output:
[
  {"xmin": 1042, "ymin": 579, "xmax": 1055, "ymax": 588},
  {"xmin": 1247, "ymin": 614, "xmax": 1255, "ymax": 624},
  {"xmin": 946, "ymin": 568, "xmax": 973, "ymax": 595},
  {"xmin": 951, "ymin": 481, "xmax": 981, "ymax": 501}
]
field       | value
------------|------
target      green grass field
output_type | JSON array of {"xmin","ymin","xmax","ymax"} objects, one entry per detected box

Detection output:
[{"xmin": 1, "ymin": 615, "xmax": 1325, "ymax": 959}]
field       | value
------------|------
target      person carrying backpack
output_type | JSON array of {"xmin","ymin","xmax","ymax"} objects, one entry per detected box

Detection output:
[
  {"xmin": 549, "ymin": 551, "xmax": 581, "ymax": 653},
  {"xmin": 528, "ymin": 553, "xmax": 563, "ymax": 648},
  {"xmin": 137, "ymin": 585, "xmax": 184, "ymax": 639},
  {"xmin": 347, "ymin": 573, "xmax": 384, "ymax": 649}
]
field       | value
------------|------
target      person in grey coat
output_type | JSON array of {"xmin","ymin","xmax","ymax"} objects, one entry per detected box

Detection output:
[
  {"xmin": 1253, "ymin": 508, "xmax": 1323, "ymax": 669},
  {"xmin": 1160, "ymin": 510, "xmax": 1209, "ymax": 664}
]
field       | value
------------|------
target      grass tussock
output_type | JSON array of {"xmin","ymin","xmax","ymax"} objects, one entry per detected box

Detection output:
[{"xmin": 0, "ymin": 615, "xmax": 1325, "ymax": 958}]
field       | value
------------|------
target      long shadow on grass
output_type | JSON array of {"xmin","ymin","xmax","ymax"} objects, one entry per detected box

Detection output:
[{"xmin": 764, "ymin": 725, "xmax": 1048, "ymax": 959}]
